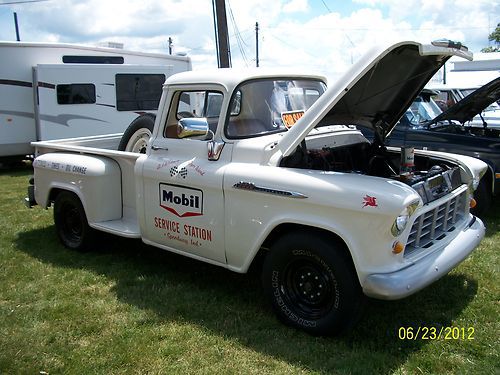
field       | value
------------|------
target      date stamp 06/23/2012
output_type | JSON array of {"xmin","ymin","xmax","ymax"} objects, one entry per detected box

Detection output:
[{"xmin": 398, "ymin": 326, "xmax": 475, "ymax": 341}]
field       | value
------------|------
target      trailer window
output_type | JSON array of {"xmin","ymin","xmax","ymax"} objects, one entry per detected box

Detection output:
[
  {"xmin": 115, "ymin": 74, "xmax": 166, "ymax": 111},
  {"xmin": 56, "ymin": 84, "xmax": 96, "ymax": 105},
  {"xmin": 62, "ymin": 56, "xmax": 124, "ymax": 64}
]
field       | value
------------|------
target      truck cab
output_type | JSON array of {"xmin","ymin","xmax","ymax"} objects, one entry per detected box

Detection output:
[{"xmin": 134, "ymin": 70, "xmax": 326, "ymax": 265}]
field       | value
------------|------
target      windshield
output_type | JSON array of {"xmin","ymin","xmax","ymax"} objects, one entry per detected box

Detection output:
[
  {"xmin": 225, "ymin": 78, "xmax": 326, "ymax": 138},
  {"xmin": 403, "ymin": 95, "xmax": 443, "ymax": 127}
]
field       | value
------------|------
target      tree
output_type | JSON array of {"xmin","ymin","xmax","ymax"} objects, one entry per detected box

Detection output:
[{"xmin": 481, "ymin": 23, "xmax": 500, "ymax": 52}]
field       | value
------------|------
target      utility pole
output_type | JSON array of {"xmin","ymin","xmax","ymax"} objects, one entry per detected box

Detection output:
[
  {"xmin": 13, "ymin": 12, "xmax": 20, "ymax": 41},
  {"xmin": 255, "ymin": 22, "xmax": 259, "ymax": 67},
  {"xmin": 212, "ymin": 0, "xmax": 231, "ymax": 68},
  {"xmin": 168, "ymin": 37, "xmax": 173, "ymax": 55}
]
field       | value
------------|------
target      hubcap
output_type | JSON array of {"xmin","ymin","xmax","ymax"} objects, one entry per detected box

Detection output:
[{"xmin": 127, "ymin": 129, "xmax": 152, "ymax": 153}]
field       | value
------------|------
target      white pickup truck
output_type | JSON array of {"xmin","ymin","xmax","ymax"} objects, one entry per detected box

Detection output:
[{"xmin": 26, "ymin": 41, "xmax": 486, "ymax": 336}]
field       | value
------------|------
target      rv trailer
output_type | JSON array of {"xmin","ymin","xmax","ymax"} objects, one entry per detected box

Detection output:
[{"xmin": 0, "ymin": 41, "xmax": 191, "ymax": 161}]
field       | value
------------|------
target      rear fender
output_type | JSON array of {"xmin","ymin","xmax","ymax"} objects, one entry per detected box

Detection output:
[{"xmin": 33, "ymin": 153, "xmax": 122, "ymax": 223}]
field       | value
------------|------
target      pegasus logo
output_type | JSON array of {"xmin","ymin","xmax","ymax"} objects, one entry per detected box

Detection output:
[{"xmin": 362, "ymin": 195, "xmax": 378, "ymax": 208}]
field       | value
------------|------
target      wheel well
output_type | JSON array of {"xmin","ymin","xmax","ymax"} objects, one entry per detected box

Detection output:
[
  {"xmin": 252, "ymin": 223, "xmax": 356, "ymax": 273},
  {"xmin": 482, "ymin": 165, "xmax": 494, "ymax": 195},
  {"xmin": 48, "ymin": 188, "xmax": 78, "ymax": 206}
]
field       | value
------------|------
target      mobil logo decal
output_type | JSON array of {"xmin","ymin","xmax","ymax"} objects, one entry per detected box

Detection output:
[{"xmin": 159, "ymin": 183, "xmax": 203, "ymax": 217}]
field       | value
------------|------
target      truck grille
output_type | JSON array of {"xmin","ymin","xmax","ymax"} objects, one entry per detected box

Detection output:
[{"xmin": 404, "ymin": 189, "xmax": 468, "ymax": 258}]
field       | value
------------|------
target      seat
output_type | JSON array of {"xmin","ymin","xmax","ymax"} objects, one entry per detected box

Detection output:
[{"xmin": 226, "ymin": 118, "xmax": 267, "ymax": 137}]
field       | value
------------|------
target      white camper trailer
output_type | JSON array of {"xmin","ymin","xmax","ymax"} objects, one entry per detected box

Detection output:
[{"xmin": 0, "ymin": 41, "xmax": 191, "ymax": 160}]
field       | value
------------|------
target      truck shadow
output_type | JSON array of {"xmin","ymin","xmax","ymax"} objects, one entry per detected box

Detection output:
[{"xmin": 15, "ymin": 226, "xmax": 479, "ymax": 374}]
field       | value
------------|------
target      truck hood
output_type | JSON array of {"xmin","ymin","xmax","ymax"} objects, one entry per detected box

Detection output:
[
  {"xmin": 429, "ymin": 76, "xmax": 500, "ymax": 126},
  {"xmin": 275, "ymin": 40, "xmax": 473, "ymax": 159}
]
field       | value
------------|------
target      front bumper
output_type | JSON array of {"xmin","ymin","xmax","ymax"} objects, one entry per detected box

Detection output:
[{"xmin": 363, "ymin": 215, "xmax": 485, "ymax": 300}]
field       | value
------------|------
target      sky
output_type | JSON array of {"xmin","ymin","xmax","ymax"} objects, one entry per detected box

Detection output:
[{"xmin": 0, "ymin": 0, "xmax": 499, "ymax": 80}]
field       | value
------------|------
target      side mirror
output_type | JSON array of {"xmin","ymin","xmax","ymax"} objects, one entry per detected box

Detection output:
[{"xmin": 177, "ymin": 117, "xmax": 209, "ymax": 139}]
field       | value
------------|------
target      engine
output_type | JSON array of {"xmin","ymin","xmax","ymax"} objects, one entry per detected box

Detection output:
[{"xmin": 281, "ymin": 140, "xmax": 464, "ymax": 205}]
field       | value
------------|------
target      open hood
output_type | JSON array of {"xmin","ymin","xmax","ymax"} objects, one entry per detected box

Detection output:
[
  {"xmin": 274, "ymin": 40, "xmax": 473, "ymax": 159},
  {"xmin": 429, "ymin": 77, "xmax": 500, "ymax": 126}
]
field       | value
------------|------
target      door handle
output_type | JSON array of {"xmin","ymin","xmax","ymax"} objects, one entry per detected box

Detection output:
[{"xmin": 151, "ymin": 145, "xmax": 168, "ymax": 151}]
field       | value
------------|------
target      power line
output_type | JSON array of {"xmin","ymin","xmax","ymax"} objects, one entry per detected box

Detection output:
[
  {"xmin": 0, "ymin": 0, "xmax": 50, "ymax": 5},
  {"xmin": 227, "ymin": 0, "xmax": 250, "ymax": 66},
  {"xmin": 320, "ymin": 0, "xmax": 331, "ymax": 13}
]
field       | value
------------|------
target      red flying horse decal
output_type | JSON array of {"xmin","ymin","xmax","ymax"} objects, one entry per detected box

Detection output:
[{"xmin": 362, "ymin": 195, "xmax": 378, "ymax": 208}]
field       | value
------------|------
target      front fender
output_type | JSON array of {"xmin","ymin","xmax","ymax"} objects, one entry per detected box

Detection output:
[{"xmin": 223, "ymin": 164, "xmax": 420, "ymax": 278}]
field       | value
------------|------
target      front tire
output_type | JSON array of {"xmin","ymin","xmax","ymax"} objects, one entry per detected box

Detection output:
[
  {"xmin": 54, "ymin": 191, "xmax": 96, "ymax": 251},
  {"xmin": 262, "ymin": 233, "xmax": 363, "ymax": 336}
]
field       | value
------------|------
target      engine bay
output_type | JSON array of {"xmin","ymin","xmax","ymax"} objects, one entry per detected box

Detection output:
[
  {"xmin": 280, "ymin": 135, "xmax": 464, "ymax": 204},
  {"xmin": 430, "ymin": 123, "xmax": 500, "ymax": 138}
]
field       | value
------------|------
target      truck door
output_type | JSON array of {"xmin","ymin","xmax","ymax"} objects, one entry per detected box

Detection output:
[{"xmin": 139, "ymin": 87, "xmax": 229, "ymax": 264}]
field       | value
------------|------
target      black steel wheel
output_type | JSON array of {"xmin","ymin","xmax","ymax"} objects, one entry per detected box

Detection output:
[
  {"xmin": 54, "ymin": 191, "xmax": 95, "ymax": 251},
  {"xmin": 262, "ymin": 232, "xmax": 363, "ymax": 336},
  {"xmin": 282, "ymin": 257, "xmax": 335, "ymax": 320}
]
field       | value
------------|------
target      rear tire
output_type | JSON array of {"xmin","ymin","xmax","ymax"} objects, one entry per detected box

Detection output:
[
  {"xmin": 118, "ymin": 114, "xmax": 156, "ymax": 153},
  {"xmin": 262, "ymin": 232, "xmax": 363, "ymax": 336},
  {"xmin": 54, "ymin": 191, "xmax": 96, "ymax": 251}
]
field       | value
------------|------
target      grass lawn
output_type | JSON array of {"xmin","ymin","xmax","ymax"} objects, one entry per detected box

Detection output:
[{"xmin": 0, "ymin": 164, "xmax": 498, "ymax": 374}]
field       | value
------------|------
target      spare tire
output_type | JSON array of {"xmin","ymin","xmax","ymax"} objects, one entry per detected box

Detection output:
[{"xmin": 118, "ymin": 113, "xmax": 156, "ymax": 153}]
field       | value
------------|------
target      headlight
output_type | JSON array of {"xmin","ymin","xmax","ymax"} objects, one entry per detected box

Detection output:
[
  {"xmin": 391, "ymin": 202, "xmax": 419, "ymax": 237},
  {"xmin": 391, "ymin": 210, "xmax": 409, "ymax": 237},
  {"xmin": 472, "ymin": 178, "xmax": 480, "ymax": 190},
  {"xmin": 473, "ymin": 168, "xmax": 487, "ymax": 190}
]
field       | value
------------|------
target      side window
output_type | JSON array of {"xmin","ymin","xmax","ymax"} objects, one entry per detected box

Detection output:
[
  {"xmin": 56, "ymin": 84, "xmax": 96, "ymax": 104},
  {"xmin": 164, "ymin": 90, "xmax": 223, "ymax": 139},
  {"xmin": 115, "ymin": 74, "xmax": 166, "ymax": 111}
]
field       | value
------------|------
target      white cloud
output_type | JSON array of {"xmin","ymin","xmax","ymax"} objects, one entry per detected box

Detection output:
[
  {"xmin": 0, "ymin": 0, "xmax": 497, "ymax": 80},
  {"xmin": 283, "ymin": 0, "xmax": 309, "ymax": 13}
]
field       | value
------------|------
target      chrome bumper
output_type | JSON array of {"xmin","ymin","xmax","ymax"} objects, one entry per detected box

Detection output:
[{"xmin": 363, "ymin": 216, "xmax": 485, "ymax": 300}]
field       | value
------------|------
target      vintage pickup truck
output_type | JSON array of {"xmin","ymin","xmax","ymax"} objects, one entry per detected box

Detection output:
[{"xmin": 26, "ymin": 41, "xmax": 486, "ymax": 336}]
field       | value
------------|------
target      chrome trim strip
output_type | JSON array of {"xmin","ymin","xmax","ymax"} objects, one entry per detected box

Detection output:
[{"xmin": 233, "ymin": 181, "xmax": 307, "ymax": 199}]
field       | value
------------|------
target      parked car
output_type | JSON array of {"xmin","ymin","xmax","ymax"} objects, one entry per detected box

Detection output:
[
  {"xmin": 429, "ymin": 80, "xmax": 500, "ymax": 128},
  {"xmin": 360, "ymin": 77, "xmax": 500, "ymax": 215}
]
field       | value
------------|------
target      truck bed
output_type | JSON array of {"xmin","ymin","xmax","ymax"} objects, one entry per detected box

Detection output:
[
  {"xmin": 32, "ymin": 133, "xmax": 130, "ymax": 157},
  {"xmin": 32, "ymin": 133, "xmax": 142, "ymax": 237}
]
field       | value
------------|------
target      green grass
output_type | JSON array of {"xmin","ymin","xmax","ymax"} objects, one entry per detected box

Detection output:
[{"xmin": 0, "ymin": 164, "xmax": 498, "ymax": 374}]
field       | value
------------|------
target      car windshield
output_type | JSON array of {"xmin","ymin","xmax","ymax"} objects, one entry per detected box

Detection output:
[
  {"xmin": 225, "ymin": 78, "xmax": 326, "ymax": 138},
  {"xmin": 403, "ymin": 95, "xmax": 442, "ymax": 127}
]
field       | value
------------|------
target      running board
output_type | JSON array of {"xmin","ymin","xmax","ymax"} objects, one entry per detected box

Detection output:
[{"xmin": 90, "ymin": 218, "xmax": 141, "ymax": 238}]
